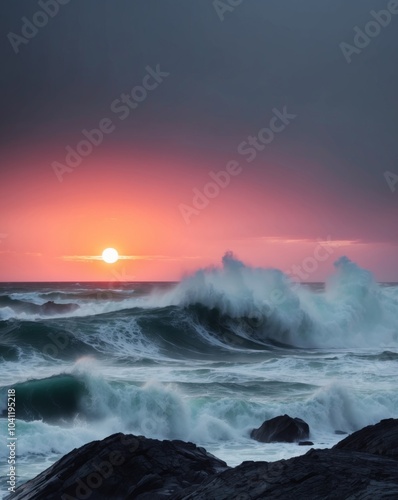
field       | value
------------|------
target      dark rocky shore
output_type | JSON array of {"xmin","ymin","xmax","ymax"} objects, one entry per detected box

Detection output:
[{"xmin": 7, "ymin": 418, "xmax": 398, "ymax": 499}]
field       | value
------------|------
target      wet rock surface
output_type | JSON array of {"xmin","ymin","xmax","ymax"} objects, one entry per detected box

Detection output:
[
  {"xmin": 333, "ymin": 418, "xmax": 398, "ymax": 460},
  {"xmin": 7, "ymin": 434, "xmax": 228, "ymax": 500},
  {"xmin": 250, "ymin": 414, "xmax": 310, "ymax": 443},
  {"xmin": 178, "ymin": 448, "xmax": 398, "ymax": 499}
]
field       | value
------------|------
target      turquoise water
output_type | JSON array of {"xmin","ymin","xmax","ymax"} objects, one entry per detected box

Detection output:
[{"xmin": 1, "ymin": 256, "xmax": 398, "ymax": 493}]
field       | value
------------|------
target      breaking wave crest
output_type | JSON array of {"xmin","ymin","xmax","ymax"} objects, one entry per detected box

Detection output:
[{"xmin": 1, "ymin": 254, "xmax": 397, "ymax": 354}]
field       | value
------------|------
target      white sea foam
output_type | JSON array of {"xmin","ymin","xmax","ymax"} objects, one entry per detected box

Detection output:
[
  {"xmin": 2, "ymin": 370, "xmax": 396, "ymax": 463},
  {"xmin": 3, "ymin": 255, "xmax": 397, "ymax": 350},
  {"xmin": 150, "ymin": 253, "xmax": 398, "ymax": 348},
  {"xmin": 1, "ymin": 257, "xmax": 397, "ymax": 486}
]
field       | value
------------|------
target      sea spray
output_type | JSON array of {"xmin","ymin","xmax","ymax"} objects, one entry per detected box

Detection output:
[{"xmin": 1, "ymin": 258, "xmax": 397, "ymax": 484}]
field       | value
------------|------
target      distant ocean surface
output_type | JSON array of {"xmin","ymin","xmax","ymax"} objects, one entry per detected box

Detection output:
[{"xmin": 1, "ymin": 254, "xmax": 398, "ymax": 493}]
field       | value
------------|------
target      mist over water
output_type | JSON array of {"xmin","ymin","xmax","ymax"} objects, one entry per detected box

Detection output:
[{"xmin": 1, "ymin": 254, "xmax": 398, "ymax": 489}]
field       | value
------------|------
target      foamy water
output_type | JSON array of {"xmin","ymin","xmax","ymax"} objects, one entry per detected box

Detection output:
[{"xmin": 1, "ymin": 254, "xmax": 397, "ymax": 493}]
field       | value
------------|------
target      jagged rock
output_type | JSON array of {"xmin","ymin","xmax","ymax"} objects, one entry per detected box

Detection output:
[
  {"xmin": 41, "ymin": 301, "xmax": 79, "ymax": 315},
  {"xmin": 333, "ymin": 418, "xmax": 398, "ymax": 460},
  {"xmin": 298, "ymin": 440, "xmax": 314, "ymax": 446},
  {"xmin": 6, "ymin": 433, "xmax": 228, "ymax": 500},
  {"xmin": 250, "ymin": 414, "xmax": 310, "ymax": 443},
  {"xmin": 178, "ymin": 448, "xmax": 398, "ymax": 499},
  {"xmin": 334, "ymin": 430, "xmax": 348, "ymax": 435}
]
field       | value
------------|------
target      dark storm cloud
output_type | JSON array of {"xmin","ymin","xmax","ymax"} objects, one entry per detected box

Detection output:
[{"xmin": 1, "ymin": 0, "xmax": 397, "ymax": 233}]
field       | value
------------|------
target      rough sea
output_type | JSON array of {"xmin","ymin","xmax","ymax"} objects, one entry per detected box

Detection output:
[{"xmin": 1, "ymin": 254, "xmax": 398, "ymax": 494}]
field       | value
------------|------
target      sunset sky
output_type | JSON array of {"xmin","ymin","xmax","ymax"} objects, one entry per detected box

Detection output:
[{"xmin": 1, "ymin": 0, "xmax": 397, "ymax": 281}]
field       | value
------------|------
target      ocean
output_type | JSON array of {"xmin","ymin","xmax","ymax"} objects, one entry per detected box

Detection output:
[{"xmin": 1, "ymin": 254, "xmax": 398, "ymax": 494}]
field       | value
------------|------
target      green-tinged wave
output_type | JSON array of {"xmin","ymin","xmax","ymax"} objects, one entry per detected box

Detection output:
[{"xmin": 1, "ymin": 374, "xmax": 88, "ymax": 422}]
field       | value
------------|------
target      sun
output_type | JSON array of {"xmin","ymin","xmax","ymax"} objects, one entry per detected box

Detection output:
[{"xmin": 102, "ymin": 247, "xmax": 119, "ymax": 264}]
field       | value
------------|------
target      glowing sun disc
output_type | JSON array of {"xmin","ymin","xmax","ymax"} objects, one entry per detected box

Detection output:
[{"xmin": 102, "ymin": 247, "xmax": 119, "ymax": 264}]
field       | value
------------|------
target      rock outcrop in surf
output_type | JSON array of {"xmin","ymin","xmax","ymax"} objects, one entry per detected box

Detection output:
[
  {"xmin": 250, "ymin": 414, "xmax": 310, "ymax": 443},
  {"xmin": 40, "ymin": 301, "xmax": 79, "ymax": 315},
  {"xmin": 0, "ymin": 296, "xmax": 79, "ymax": 316},
  {"xmin": 7, "ymin": 418, "xmax": 398, "ymax": 499}
]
